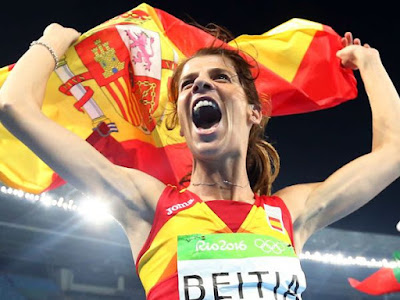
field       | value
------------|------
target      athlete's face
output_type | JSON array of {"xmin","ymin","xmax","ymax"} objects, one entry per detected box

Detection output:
[{"xmin": 177, "ymin": 55, "xmax": 261, "ymax": 160}]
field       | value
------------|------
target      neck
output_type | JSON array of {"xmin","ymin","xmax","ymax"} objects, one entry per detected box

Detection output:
[{"xmin": 188, "ymin": 155, "xmax": 254, "ymax": 204}]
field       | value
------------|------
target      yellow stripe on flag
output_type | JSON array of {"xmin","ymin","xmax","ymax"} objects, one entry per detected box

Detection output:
[
  {"xmin": 232, "ymin": 19, "xmax": 323, "ymax": 82},
  {"xmin": 270, "ymin": 219, "xmax": 283, "ymax": 230}
]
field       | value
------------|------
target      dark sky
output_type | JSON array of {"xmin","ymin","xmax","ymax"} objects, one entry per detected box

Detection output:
[{"xmin": 1, "ymin": 0, "xmax": 399, "ymax": 235}]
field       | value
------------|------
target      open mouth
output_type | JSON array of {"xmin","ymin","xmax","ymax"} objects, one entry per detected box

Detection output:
[{"xmin": 192, "ymin": 97, "xmax": 222, "ymax": 129}]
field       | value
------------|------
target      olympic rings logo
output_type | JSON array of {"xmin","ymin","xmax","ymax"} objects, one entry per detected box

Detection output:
[{"xmin": 254, "ymin": 239, "xmax": 287, "ymax": 254}]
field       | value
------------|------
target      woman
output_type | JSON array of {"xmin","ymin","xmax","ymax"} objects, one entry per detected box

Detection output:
[{"xmin": 0, "ymin": 23, "xmax": 399, "ymax": 299}]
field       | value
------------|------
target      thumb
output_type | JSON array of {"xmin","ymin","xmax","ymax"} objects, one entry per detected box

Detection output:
[{"xmin": 336, "ymin": 46, "xmax": 351, "ymax": 58}]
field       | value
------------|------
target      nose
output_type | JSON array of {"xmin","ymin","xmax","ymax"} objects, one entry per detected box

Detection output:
[{"xmin": 192, "ymin": 77, "xmax": 214, "ymax": 94}]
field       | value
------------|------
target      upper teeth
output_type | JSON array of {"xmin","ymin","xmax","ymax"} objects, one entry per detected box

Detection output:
[{"xmin": 193, "ymin": 100, "xmax": 215, "ymax": 112}]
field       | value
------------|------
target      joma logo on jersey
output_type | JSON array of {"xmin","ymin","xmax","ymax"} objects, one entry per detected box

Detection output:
[{"xmin": 166, "ymin": 199, "xmax": 194, "ymax": 215}]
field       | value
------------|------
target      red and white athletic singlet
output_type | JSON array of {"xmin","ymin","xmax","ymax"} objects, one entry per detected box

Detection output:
[{"xmin": 136, "ymin": 186, "xmax": 306, "ymax": 299}]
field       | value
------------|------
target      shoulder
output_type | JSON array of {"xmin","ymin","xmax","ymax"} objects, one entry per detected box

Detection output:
[
  {"xmin": 135, "ymin": 184, "xmax": 198, "ymax": 216},
  {"xmin": 272, "ymin": 183, "xmax": 322, "ymax": 251},
  {"xmin": 157, "ymin": 187, "xmax": 200, "ymax": 213},
  {"xmin": 109, "ymin": 166, "xmax": 167, "ymax": 224},
  {"xmin": 273, "ymin": 182, "xmax": 322, "ymax": 224},
  {"xmin": 257, "ymin": 193, "xmax": 292, "ymax": 222},
  {"xmin": 118, "ymin": 166, "xmax": 167, "ymax": 203}
]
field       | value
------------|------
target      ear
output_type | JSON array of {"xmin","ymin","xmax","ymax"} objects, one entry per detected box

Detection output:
[{"xmin": 248, "ymin": 104, "xmax": 262, "ymax": 126}]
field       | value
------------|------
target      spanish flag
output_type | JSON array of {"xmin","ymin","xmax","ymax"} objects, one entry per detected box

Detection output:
[
  {"xmin": 348, "ymin": 251, "xmax": 400, "ymax": 295},
  {"xmin": 0, "ymin": 3, "xmax": 357, "ymax": 194}
]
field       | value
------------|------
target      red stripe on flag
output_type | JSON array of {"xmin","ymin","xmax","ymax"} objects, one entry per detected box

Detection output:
[
  {"xmin": 271, "ymin": 224, "xmax": 283, "ymax": 231},
  {"xmin": 130, "ymin": 93, "xmax": 141, "ymax": 126},
  {"xmin": 154, "ymin": 8, "xmax": 219, "ymax": 57},
  {"xmin": 114, "ymin": 78, "xmax": 137, "ymax": 124},
  {"xmin": 122, "ymin": 76, "xmax": 141, "ymax": 126},
  {"xmin": 291, "ymin": 26, "xmax": 357, "ymax": 109},
  {"xmin": 105, "ymin": 84, "xmax": 130, "ymax": 122},
  {"xmin": 269, "ymin": 217, "xmax": 281, "ymax": 223}
]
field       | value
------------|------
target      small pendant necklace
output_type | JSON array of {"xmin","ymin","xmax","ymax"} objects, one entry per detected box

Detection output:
[{"xmin": 192, "ymin": 180, "xmax": 249, "ymax": 189}]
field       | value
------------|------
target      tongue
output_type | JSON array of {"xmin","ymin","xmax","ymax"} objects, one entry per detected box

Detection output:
[{"xmin": 193, "ymin": 106, "xmax": 222, "ymax": 129}]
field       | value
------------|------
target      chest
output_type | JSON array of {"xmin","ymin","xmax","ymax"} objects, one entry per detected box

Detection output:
[
  {"xmin": 136, "ymin": 189, "xmax": 303, "ymax": 297},
  {"xmin": 163, "ymin": 201, "xmax": 293, "ymax": 245}
]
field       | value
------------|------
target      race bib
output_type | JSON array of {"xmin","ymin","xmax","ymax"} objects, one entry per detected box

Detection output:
[{"xmin": 177, "ymin": 233, "xmax": 306, "ymax": 300}]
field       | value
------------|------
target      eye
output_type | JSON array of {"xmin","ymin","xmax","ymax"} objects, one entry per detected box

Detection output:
[
  {"xmin": 213, "ymin": 73, "xmax": 231, "ymax": 82},
  {"xmin": 180, "ymin": 79, "xmax": 194, "ymax": 90}
]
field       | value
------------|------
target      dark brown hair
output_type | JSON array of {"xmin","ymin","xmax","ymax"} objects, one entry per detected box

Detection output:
[{"xmin": 167, "ymin": 28, "xmax": 280, "ymax": 195}]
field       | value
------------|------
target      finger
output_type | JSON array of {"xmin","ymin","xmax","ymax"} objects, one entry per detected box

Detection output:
[
  {"xmin": 342, "ymin": 33, "xmax": 349, "ymax": 46},
  {"xmin": 336, "ymin": 47, "xmax": 347, "ymax": 58},
  {"xmin": 341, "ymin": 37, "xmax": 347, "ymax": 47},
  {"xmin": 364, "ymin": 43, "xmax": 371, "ymax": 48},
  {"xmin": 354, "ymin": 38, "xmax": 361, "ymax": 45},
  {"xmin": 345, "ymin": 32, "xmax": 353, "ymax": 45}
]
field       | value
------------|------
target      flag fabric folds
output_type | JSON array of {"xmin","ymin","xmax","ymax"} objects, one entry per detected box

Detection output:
[
  {"xmin": 0, "ymin": 3, "xmax": 357, "ymax": 194},
  {"xmin": 348, "ymin": 251, "xmax": 400, "ymax": 295}
]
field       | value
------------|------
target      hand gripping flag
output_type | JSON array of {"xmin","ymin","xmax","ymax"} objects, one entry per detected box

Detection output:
[
  {"xmin": 0, "ymin": 3, "xmax": 357, "ymax": 194},
  {"xmin": 348, "ymin": 251, "xmax": 400, "ymax": 295}
]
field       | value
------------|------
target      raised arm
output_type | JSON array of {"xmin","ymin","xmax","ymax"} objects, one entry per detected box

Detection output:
[
  {"xmin": 0, "ymin": 24, "xmax": 165, "ymax": 227},
  {"xmin": 275, "ymin": 32, "xmax": 400, "ymax": 251}
]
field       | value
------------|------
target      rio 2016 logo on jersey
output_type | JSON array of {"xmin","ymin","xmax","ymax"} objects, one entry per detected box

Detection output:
[{"xmin": 195, "ymin": 239, "xmax": 248, "ymax": 252}]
